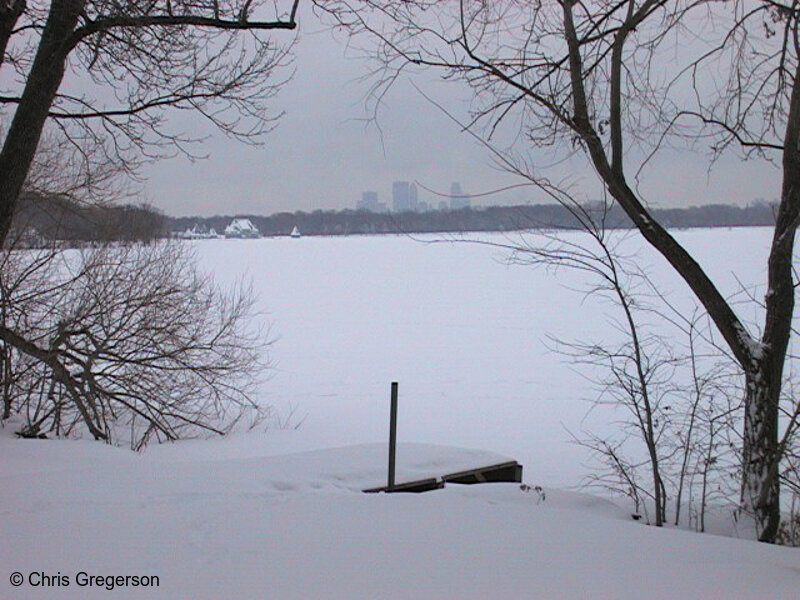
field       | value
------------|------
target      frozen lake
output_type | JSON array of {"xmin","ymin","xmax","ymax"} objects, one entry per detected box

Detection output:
[
  {"xmin": 194, "ymin": 227, "xmax": 773, "ymax": 488},
  {"xmin": 4, "ymin": 226, "xmax": 797, "ymax": 600}
]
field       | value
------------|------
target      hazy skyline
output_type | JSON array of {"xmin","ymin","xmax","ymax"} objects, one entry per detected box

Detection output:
[{"xmin": 143, "ymin": 6, "xmax": 779, "ymax": 218}]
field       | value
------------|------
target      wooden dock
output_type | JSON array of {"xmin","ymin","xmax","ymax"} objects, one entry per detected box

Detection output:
[{"xmin": 363, "ymin": 460, "xmax": 523, "ymax": 494}]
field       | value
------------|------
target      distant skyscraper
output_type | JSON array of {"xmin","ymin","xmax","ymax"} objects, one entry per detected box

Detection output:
[
  {"xmin": 358, "ymin": 191, "xmax": 380, "ymax": 212},
  {"xmin": 409, "ymin": 183, "xmax": 419, "ymax": 212},
  {"xmin": 392, "ymin": 181, "xmax": 412, "ymax": 213},
  {"xmin": 450, "ymin": 182, "xmax": 471, "ymax": 210}
]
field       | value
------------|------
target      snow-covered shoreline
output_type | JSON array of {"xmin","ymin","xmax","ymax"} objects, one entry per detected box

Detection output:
[
  {"xmin": 3, "ymin": 228, "xmax": 798, "ymax": 598},
  {"xmin": 1, "ymin": 427, "xmax": 797, "ymax": 599}
]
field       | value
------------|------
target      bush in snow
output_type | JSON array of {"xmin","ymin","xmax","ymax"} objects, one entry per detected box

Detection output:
[{"xmin": 0, "ymin": 241, "xmax": 271, "ymax": 449}]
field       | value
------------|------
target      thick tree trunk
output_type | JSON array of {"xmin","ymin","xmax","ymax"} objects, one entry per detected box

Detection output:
[
  {"xmin": 741, "ymin": 52, "xmax": 800, "ymax": 543},
  {"xmin": 0, "ymin": 0, "xmax": 84, "ymax": 247},
  {"xmin": 741, "ymin": 370, "xmax": 781, "ymax": 542}
]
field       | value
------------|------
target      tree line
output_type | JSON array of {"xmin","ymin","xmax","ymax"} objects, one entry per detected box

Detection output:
[
  {"xmin": 170, "ymin": 202, "xmax": 779, "ymax": 238},
  {"xmin": 11, "ymin": 197, "xmax": 778, "ymax": 244},
  {"xmin": 10, "ymin": 193, "xmax": 167, "ymax": 246}
]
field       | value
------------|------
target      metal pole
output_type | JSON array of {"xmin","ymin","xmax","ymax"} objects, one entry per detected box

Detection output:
[{"xmin": 388, "ymin": 381, "xmax": 398, "ymax": 491}]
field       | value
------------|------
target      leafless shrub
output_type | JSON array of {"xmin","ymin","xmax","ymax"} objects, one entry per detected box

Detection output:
[{"xmin": 0, "ymin": 240, "xmax": 272, "ymax": 449}]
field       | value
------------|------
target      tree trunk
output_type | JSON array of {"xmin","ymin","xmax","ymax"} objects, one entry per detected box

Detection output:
[
  {"xmin": 0, "ymin": 0, "xmax": 84, "ymax": 247},
  {"xmin": 646, "ymin": 439, "xmax": 665, "ymax": 526},
  {"xmin": 741, "ymin": 370, "xmax": 781, "ymax": 542},
  {"xmin": 741, "ymin": 53, "xmax": 800, "ymax": 543}
]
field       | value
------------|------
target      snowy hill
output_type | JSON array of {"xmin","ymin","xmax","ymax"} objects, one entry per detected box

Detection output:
[{"xmin": 1, "ymin": 428, "xmax": 797, "ymax": 599}]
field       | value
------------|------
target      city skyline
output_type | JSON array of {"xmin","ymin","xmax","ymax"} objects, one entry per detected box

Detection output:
[
  {"xmin": 141, "ymin": 4, "xmax": 778, "ymax": 218},
  {"xmin": 354, "ymin": 181, "xmax": 473, "ymax": 214}
]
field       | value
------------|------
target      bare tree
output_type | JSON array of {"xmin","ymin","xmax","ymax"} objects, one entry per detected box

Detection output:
[
  {"xmin": 0, "ymin": 240, "xmax": 271, "ymax": 449},
  {"xmin": 0, "ymin": 2, "xmax": 288, "ymax": 448},
  {"xmin": 494, "ymin": 199, "xmax": 746, "ymax": 531},
  {"xmin": 0, "ymin": 0, "xmax": 302, "ymax": 246},
  {"xmin": 319, "ymin": 0, "xmax": 800, "ymax": 542},
  {"xmin": 502, "ymin": 201, "xmax": 672, "ymax": 525},
  {"xmin": 668, "ymin": 320, "xmax": 740, "ymax": 530}
]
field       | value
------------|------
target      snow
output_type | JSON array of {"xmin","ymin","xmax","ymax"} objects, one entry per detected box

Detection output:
[
  {"xmin": 192, "ymin": 227, "xmax": 777, "ymax": 488},
  {"xmin": 177, "ymin": 224, "xmax": 219, "ymax": 239},
  {"xmin": 2, "ymin": 227, "xmax": 798, "ymax": 598},
  {"xmin": 1, "ymin": 426, "xmax": 797, "ymax": 599}
]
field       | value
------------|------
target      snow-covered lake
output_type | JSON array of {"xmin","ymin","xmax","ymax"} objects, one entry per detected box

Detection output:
[
  {"xmin": 4, "ymin": 226, "xmax": 797, "ymax": 600},
  {"xmin": 194, "ymin": 227, "xmax": 773, "ymax": 487}
]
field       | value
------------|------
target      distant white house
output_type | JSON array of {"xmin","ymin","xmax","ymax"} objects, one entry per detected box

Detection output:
[
  {"xmin": 177, "ymin": 224, "xmax": 219, "ymax": 239},
  {"xmin": 225, "ymin": 218, "xmax": 260, "ymax": 239},
  {"xmin": 290, "ymin": 225, "xmax": 301, "ymax": 238}
]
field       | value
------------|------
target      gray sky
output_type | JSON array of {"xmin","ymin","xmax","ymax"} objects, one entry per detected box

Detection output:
[{"xmin": 143, "ymin": 7, "xmax": 780, "ymax": 218}]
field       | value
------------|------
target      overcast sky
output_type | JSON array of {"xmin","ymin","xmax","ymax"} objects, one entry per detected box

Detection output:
[{"xmin": 143, "ymin": 6, "xmax": 780, "ymax": 218}]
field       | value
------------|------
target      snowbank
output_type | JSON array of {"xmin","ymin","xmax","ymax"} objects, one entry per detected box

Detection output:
[{"xmin": 1, "ymin": 430, "xmax": 797, "ymax": 599}]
